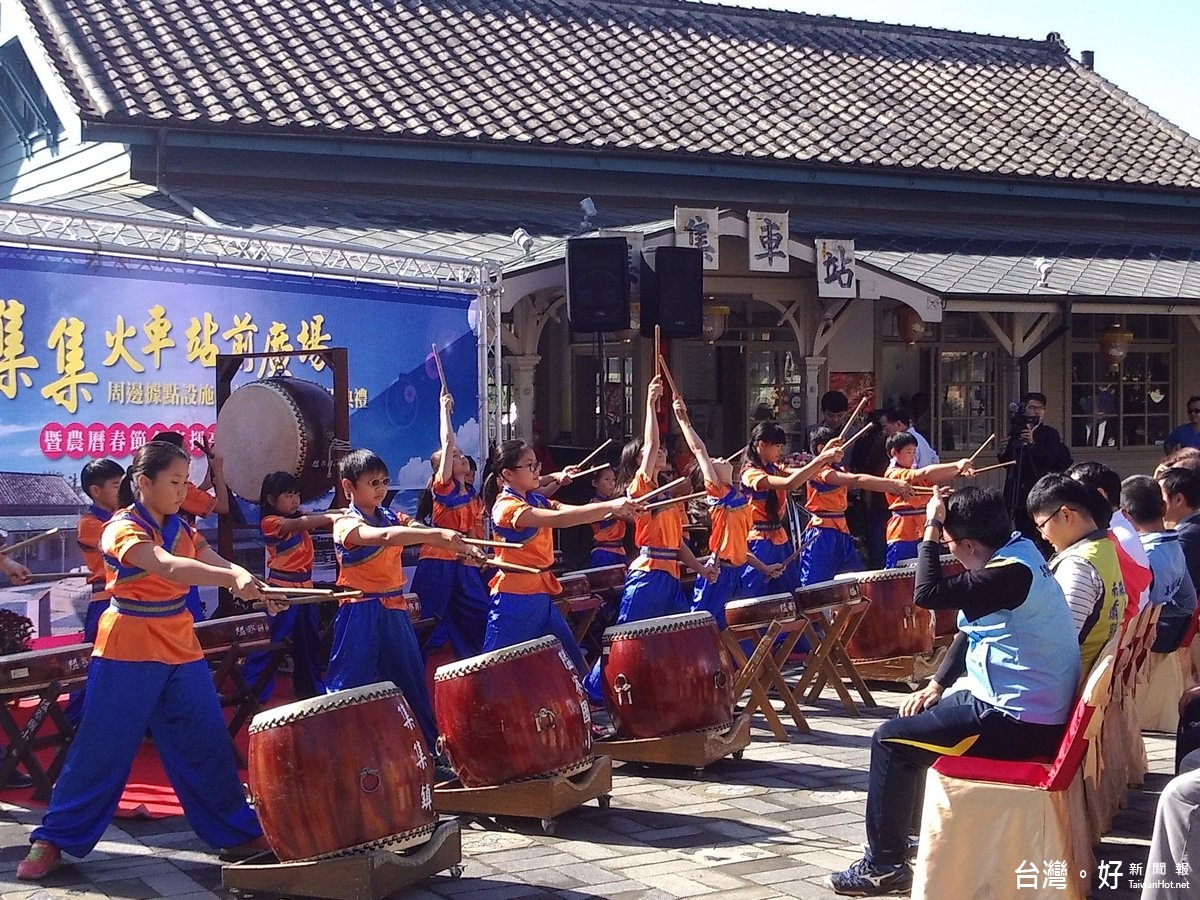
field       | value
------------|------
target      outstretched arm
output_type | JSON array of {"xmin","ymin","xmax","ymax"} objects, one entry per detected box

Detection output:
[
  {"xmin": 636, "ymin": 376, "xmax": 666, "ymax": 483},
  {"xmin": 436, "ymin": 392, "xmax": 455, "ymax": 487},
  {"xmin": 673, "ymin": 398, "xmax": 718, "ymax": 485}
]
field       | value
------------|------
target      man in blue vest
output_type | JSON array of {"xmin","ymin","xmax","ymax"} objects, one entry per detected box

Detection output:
[{"xmin": 828, "ymin": 487, "xmax": 1080, "ymax": 897}]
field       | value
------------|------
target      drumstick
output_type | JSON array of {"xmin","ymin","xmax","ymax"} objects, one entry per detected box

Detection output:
[
  {"xmin": 658, "ymin": 353, "xmax": 681, "ymax": 400},
  {"xmin": 717, "ymin": 444, "xmax": 748, "ymax": 465},
  {"xmin": 431, "ymin": 343, "xmax": 448, "ymax": 394},
  {"xmin": 461, "ymin": 537, "xmax": 526, "ymax": 550},
  {"xmin": 481, "ymin": 558, "xmax": 543, "ymax": 574},
  {"xmin": 1, "ymin": 528, "xmax": 61, "ymax": 555},
  {"xmin": 193, "ymin": 436, "xmax": 215, "ymax": 460},
  {"xmin": 644, "ymin": 490, "xmax": 707, "ymax": 512},
  {"xmin": 9, "ymin": 571, "xmax": 84, "ymax": 584},
  {"xmin": 963, "ymin": 433, "xmax": 996, "ymax": 467},
  {"xmin": 252, "ymin": 590, "xmax": 364, "ymax": 609},
  {"xmin": 837, "ymin": 396, "xmax": 868, "ymax": 441},
  {"xmin": 258, "ymin": 585, "xmax": 343, "ymax": 597},
  {"xmin": 633, "ymin": 475, "xmax": 687, "ymax": 504},
  {"xmin": 839, "ymin": 421, "xmax": 875, "ymax": 450},
  {"xmin": 576, "ymin": 438, "xmax": 614, "ymax": 471},
  {"xmin": 967, "ymin": 460, "xmax": 1017, "ymax": 476},
  {"xmin": 569, "ymin": 463, "xmax": 612, "ymax": 481},
  {"xmin": 653, "ymin": 325, "xmax": 662, "ymax": 410}
]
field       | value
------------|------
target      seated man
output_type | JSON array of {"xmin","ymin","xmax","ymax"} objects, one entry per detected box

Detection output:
[
  {"xmin": 1141, "ymin": 684, "xmax": 1199, "ymax": 900},
  {"xmin": 1120, "ymin": 475, "xmax": 1197, "ymax": 653},
  {"xmin": 827, "ymin": 487, "xmax": 1079, "ymax": 896},
  {"xmin": 1028, "ymin": 474, "xmax": 1127, "ymax": 677}
]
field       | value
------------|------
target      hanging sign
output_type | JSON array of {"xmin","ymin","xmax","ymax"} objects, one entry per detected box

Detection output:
[
  {"xmin": 816, "ymin": 238, "xmax": 856, "ymax": 298},
  {"xmin": 675, "ymin": 207, "xmax": 719, "ymax": 270},
  {"xmin": 748, "ymin": 211, "xmax": 789, "ymax": 273}
]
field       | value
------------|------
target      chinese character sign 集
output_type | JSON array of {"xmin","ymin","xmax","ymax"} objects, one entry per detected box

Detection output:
[{"xmin": 675, "ymin": 207, "xmax": 720, "ymax": 270}]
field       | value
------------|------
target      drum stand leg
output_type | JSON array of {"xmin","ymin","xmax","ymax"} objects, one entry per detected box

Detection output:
[
  {"xmin": 222, "ymin": 819, "xmax": 463, "ymax": 900},
  {"xmin": 723, "ymin": 625, "xmax": 804, "ymax": 741},
  {"xmin": 433, "ymin": 756, "xmax": 613, "ymax": 833},
  {"xmin": 0, "ymin": 680, "xmax": 76, "ymax": 801},
  {"xmin": 794, "ymin": 603, "xmax": 875, "ymax": 715},
  {"xmin": 210, "ymin": 639, "xmax": 288, "ymax": 767}
]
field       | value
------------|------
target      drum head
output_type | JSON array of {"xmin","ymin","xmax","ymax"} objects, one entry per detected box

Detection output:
[
  {"xmin": 433, "ymin": 636, "xmax": 560, "ymax": 681},
  {"xmin": 216, "ymin": 378, "xmax": 333, "ymax": 500},
  {"xmin": 250, "ymin": 681, "xmax": 399, "ymax": 732},
  {"xmin": 603, "ymin": 611, "xmax": 715, "ymax": 641}
]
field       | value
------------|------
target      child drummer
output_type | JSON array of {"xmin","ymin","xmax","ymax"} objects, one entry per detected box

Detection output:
[
  {"xmin": 329, "ymin": 449, "xmax": 484, "ymax": 750},
  {"xmin": 883, "ymin": 432, "xmax": 974, "ymax": 568},
  {"xmin": 18, "ymin": 440, "xmax": 270, "ymax": 881}
]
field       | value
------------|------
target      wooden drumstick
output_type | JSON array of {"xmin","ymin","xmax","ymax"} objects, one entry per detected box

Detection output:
[
  {"xmin": 193, "ymin": 436, "xmax": 216, "ymax": 459},
  {"xmin": 258, "ymin": 585, "xmax": 343, "ymax": 597},
  {"xmin": 481, "ymin": 558, "xmax": 543, "ymax": 574},
  {"xmin": 967, "ymin": 460, "xmax": 1017, "ymax": 476},
  {"xmin": 839, "ymin": 421, "xmax": 875, "ymax": 450},
  {"xmin": 658, "ymin": 353, "xmax": 681, "ymax": 400},
  {"xmin": 1, "ymin": 528, "xmax": 61, "ymax": 555},
  {"xmin": 777, "ymin": 546, "xmax": 803, "ymax": 571},
  {"xmin": 461, "ymin": 537, "xmax": 526, "ymax": 550},
  {"xmin": 837, "ymin": 396, "xmax": 868, "ymax": 441},
  {"xmin": 9, "ymin": 571, "xmax": 84, "ymax": 584},
  {"xmin": 632, "ymin": 475, "xmax": 687, "ymax": 504},
  {"xmin": 568, "ymin": 463, "xmax": 611, "ymax": 481},
  {"xmin": 252, "ymin": 590, "xmax": 363, "ymax": 609},
  {"xmin": 717, "ymin": 443, "xmax": 748, "ymax": 465},
  {"xmin": 576, "ymin": 438, "xmax": 614, "ymax": 471},
  {"xmin": 963, "ymin": 433, "xmax": 996, "ymax": 467},
  {"xmin": 644, "ymin": 490, "xmax": 707, "ymax": 512},
  {"xmin": 431, "ymin": 343, "xmax": 448, "ymax": 394}
]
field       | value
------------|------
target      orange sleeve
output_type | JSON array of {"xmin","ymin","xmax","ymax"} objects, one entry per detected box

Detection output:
[
  {"xmin": 261, "ymin": 514, "xmax": 285, "ymax": 538},
  {"xmin": 813, "ymin": 466, "xmax": 839, "ymax": 485},
  {"xmin": 741, "ymin": 466, "xmax": 770, "ymax": 491},
  {"xmin": 493, "ymin": 495, "xmax": 529, "ymax": 530},
  {"xmin": 432, "ymin": 477, "xmax": 456, "ymax": 496},
  {"xmin": 705, "ymin": 480, "xmax": 730, "ymax": 500},
  {"xmin": 333, "ymin": 514, "xmax": 360, "ymax": 548},
  {"xmin": 105, "ymin": 517, "xmax": 152, "ymax": 564},
  {"xmin": 181, "ymin": 482, "xmax": 216, "ymax": 517},
  {"xmin": 77, "ymin": 514, "xmax": 104, "ymax": 550}
]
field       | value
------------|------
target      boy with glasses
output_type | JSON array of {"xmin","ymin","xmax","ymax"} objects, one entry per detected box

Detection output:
[
  {"xmin": 1164, "ymin": 395, "xmax": 1200, "ymax": 454},
  {"xmin": 1027, "ymin": 474, "xmax": 1127, "ymax": 677}
]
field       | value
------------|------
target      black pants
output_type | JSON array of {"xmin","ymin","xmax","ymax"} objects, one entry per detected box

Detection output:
[{"xmin": 866, "ymin": 691, "xmax": 1066, "ymax": 865}]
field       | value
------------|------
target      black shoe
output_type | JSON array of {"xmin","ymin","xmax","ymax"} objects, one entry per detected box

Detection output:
[
  {"xmin": 3, "ymin": 770, "xmax": 33, "ymax": 789},
  {"xmin": 826, "ymin": 857, "xmax": 913, "ymax": 896},
  {"xmin": 861, "ymin": 837, "xmax": 919, "ymax": 864}
]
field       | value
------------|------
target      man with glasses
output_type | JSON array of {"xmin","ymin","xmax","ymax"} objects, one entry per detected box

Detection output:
[
  {"xmin": 1163, "ymin": 395, "xmax": 1200, "ymax": 454},
  {"xmin": 1028, "ymin": 474, "xmax": 1127, "ymax": 678},
  {"xmin": 998, "ymin": 391, "xmax": 1072, "ymax": 543},
  {"xmin": 827, "ymin": 486, "xmax": 1078, "ymax": 896}
]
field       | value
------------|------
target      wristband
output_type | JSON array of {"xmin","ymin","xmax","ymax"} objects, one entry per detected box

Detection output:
[{"xmin": 925, "ymin": 517, "xmax": 944, "ymax": 531}]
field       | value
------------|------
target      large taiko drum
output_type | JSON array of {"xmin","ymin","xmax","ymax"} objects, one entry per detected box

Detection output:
[
  {"xmin": 0, "ymin": 643, "xmax": 93, "ymax": 696},
  {"xmin": 836, "ymin": 569, "xmax": 934, "ymax": 661},
  {"xmin": 215, "ymin": 377, "xmax": 335, "ymax": 501},
  {"xmin": 601, "ymin": 612, "xmax": 735, "ymax": 739},
  {"xmin": 794, "ymin": 577, "xmax": 862, "ymax": 614},
  {"xmin": 574, "ymin": 564, "xmax": 627, "ymax": 597},
  {"xmin": 248, "ymin": 682, "xmax": 435, "ymax": 861},
  {"xmin": 434, "ymin": 637, "xmax": 592, "ymax": 788}
]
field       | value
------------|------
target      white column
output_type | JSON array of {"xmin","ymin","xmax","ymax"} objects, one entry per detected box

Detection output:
[
  {"xmin": 508, "ymin": 355, "xmax": 541, "ymax": 444},
  {"xmin": 804, "ymin": 355, "xmax": 826, "ymax": 427}
]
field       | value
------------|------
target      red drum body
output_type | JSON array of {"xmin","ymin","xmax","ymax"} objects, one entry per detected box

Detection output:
[
  {"xmin": 602, "ymin": 612, "xmax": 735, "ymax": 739},
  {"xmin": 556, "ymin": 573, "xmax": 593, "ymax": 602},
  {"xmin": 216, "ymin": 377, "xmax": 336, "ymax": 501},
  {"xmin": 793, "ymin": 577, "xmax": 862, "ymax": 614},
  {"xmin": 936, "ymin": 554, "xmax": 966, "ymax": 640},
  {"xmin": 725, "ymin": 593, "xmax": 797, "ymax": 629},
  {"xmin": 0, "ymin": 643, "xmax": 92, "ymax": 696},
  {"xmin": 194, "ymin": 613, "xmax": 270, "ymax": 655},
  {"xmin": 248, "ymin": 682, "xmax": 436, "ymax": 862},
  {"xmin": 841, "ymin": 570, "xmax": 934, "ymax": 661},
  {"xmin": 573, "ymin": 564, "xmax": 627, "ymax": 596},
  {"xmin": 434, "ymin": 637, "xmax": 592, "ymax": 788}
]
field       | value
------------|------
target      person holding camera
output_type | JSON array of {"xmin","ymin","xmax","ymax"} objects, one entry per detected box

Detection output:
[{"xmin": 998, "ymin": 392, "xmax": 1073, "ymax": 543}]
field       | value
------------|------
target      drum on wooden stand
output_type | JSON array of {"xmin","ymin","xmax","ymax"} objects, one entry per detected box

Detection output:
[
  {"xmin": 601, "ymin": 612, "xmax": 735, "ymax": 739},
  {"xmin": 215, "ymin": 377, "xmax": 336, "ymax": 501},
  {"xmin": 194, "ymin": 612, "xmax": 270, "ymax": 655},
  {"xmin": 0, "ymin": 643, "xmax": 93, "ymax": 696},
  {"xmin": 434, "ymin": 636, "xmax": 592, "ymax": 788},
  {"xmin": 725, "ymin": 593, "xmax": 798, "ymax": 629},
  {"xmin": 248, "ymin": 681, "xmax": 436, "ymax": 861},
  {"xmin": 573, "ymin": 564, "xmax": 627, "ymax": 598},
  {"xmin": 837, "ymin": 569, "xmax": 934, "ymax": 661}
]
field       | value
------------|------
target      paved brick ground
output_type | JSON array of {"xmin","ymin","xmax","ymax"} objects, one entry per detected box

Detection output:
[{"xmin": 0, "ymin": 686, "xmax": 1176, "ymax": 900}]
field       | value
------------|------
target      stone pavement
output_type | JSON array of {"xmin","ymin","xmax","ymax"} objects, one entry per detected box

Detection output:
[{"xmin": 0, "ymin": 686, "xmax": 1175, "ymax": 900}]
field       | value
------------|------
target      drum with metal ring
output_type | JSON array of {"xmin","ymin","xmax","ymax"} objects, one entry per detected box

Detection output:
[
  {"xmin": 793, "ymin": 577, "xmax": 862, "ymax": 614},
  {"xmin": 572, "ymin": 564, "xmax": 627, "ymax": 596},
  {"xmin": 601, "ymin": 612, "xmax": 735, "ymax": 739},
  {"xmin": 837, "ymin": 569, "xmax": 934, "ymax": 661},
  {"xmin": 434, "ymin": 636, "xmax": 592, "ymax": 788},
  {"xmin": 724, "ymin": 593, "xmax": 798, "ymax": 629},
  {"xmin": 248, "ymin": 681, "xmax": 436, "ymax": 861},
  {"xmin": 215, "ymin": 377, "xmax": 335, "ymax": 501}
]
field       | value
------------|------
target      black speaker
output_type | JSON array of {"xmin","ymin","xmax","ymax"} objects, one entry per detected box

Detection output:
[
  {"xmin": 566, "ymin": 237, "xmax": 630, "ymax": 332},
  {"xmin": 641, "ymin": 246, "xmax": 703, "ymax": 339}
]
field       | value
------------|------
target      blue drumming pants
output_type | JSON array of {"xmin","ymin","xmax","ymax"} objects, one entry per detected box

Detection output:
[
  {"xmin": 64, "ymin": 599, "xmax": 110, "ymax": 728},
  {"xmin": 738, "ymin": 540, "xmax": 800, "ymax": 598},
  {"xmin": 326, "ymin": 598, "xmax": 438, "ymax": 750},
  {"xmin": 483, "ymin": 591, "xmax": 588, "ymax": 675},
  {"xmin": 588, "ymin": 548, "xmax": 626, "ymax": 569},
  {"xmin": 32, "ymin": 656, "xmax": 261, "ymax": 858},
  {"xmin": 691, "ymin": 563, "xmax": 742, "ymax": 630},
  {"xmin": 885, "ymin": 540, "xmax": 921, "ymax": 569},
  {"xmin": 410, "ymin": 558, "xmax": 489, "ymax": 659},
  {"xmin": 242, "ymin": 602, "xmax": 325, "ymax": 701},
  {"xmin": 799, "ymin": 526, "xmax": 864, "ymax": 586}
]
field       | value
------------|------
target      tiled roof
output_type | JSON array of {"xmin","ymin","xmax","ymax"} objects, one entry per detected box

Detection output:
[
  {"xmin": 0, "ymin": 514, "xmax": 83, "ymax": 534},
  {"xmin": 17, "ymin": 0, "xmax": 1200, "ymax": 191},
  {"xmin": 0, "ymin": 472, "xmax": 86, "ymax": 509},
  {"xmin": 32, "ymin": 180, "xmax": 1200, "ymax": 300}
]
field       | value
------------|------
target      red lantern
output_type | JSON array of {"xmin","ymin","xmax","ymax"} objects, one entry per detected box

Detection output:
[{"xmin": 896, "ymin": 307, "xmax": 927, "ymax": 346}]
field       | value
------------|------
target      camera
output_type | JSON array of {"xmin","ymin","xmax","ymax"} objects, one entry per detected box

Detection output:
[{"xmin": 1008, "ymin": 402, "xmax": 1037, "ymax": 439}]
